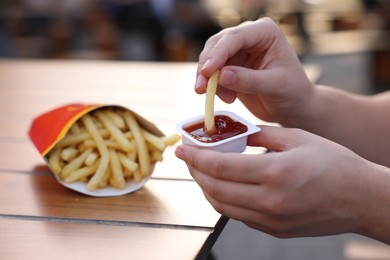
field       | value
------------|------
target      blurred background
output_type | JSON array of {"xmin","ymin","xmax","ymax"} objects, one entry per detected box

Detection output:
[
  {"xmin": 0, "ymin": 0, "xmax": 389, "ymax": 91},
  {"xmin": 1, "ymin": 0, "xmax": 390, "ymax": 259}
]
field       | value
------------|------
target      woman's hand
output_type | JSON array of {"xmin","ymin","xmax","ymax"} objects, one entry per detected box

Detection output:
[
  {"xmin": 175, "ymin": 125, "xmax": 390, "ymax": 239},
  {"xmin": 195, "ymin": 18, "xmax": 314, "ymax": 124}
]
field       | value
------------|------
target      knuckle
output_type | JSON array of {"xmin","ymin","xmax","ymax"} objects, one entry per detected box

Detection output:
[
  {"xmin": 261, "ymin": 194, "xmax": 292, "ymax": 218},
  {"xmin": 187, "ymin": 149, "xmax": 200, "ymax": 168},
  {"xmin": 262, "ymin": 161, "xmax": 288, "ymax": 184},
  {"xmin": 209, "ymin": 157, "xmax": 226, "ymax": 178},
  {"xmin": 204, "ymin": 179, "xmax": 222, "ymax": 201},
  {"xmin": 210, "ymin": 199, "xmax": 225, "ymax": 215}
]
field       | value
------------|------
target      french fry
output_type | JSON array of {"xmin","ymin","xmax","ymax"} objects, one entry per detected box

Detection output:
[
  {"xmin": 83, "ymin": 139, "xmax": 96, "ymax": 148},
  {"xmin": 105, "ymin": 109, "xmax": 126, "ymax": 130},
  {"xmin": 64, "ymin": 159, "xmax": 100, "ymax": 183},
  {"xmin": 98, "ymin": 167, "xmax": 111, "ymax": 189},
  {"xmin": 61, "ymin": 147, "xmax": 79, "ymax": 162},
  {"xmin": 118, "ymin": 152, "xmax": 138, "ymax": 172},
  {"xmin": 60, "ymin": 148, "xmax": 93, "ymax": 179},
  {"xmin": 81, "ymin": 115, "xmax": 110, "ymax": 191},
  {"xmin": 85, "ymin": 152, "xmax": 98, "ymax": 166},
  {"xmin": 56, "ymin": 129, "xmax": 109, "ymax": 148},
  {"xmin": 56, "ymin": 132, "xmax": 90, "ymax": 148},
  {"xmin": 109, "ymin": 149, "xmax": 126, "ymax": 189},
  {"xmin": 161, "ymin": 134, "xmax": 181, "ymax": 146},
  {"xmin": 133, "ymin": 168, "xmax": 143, "ymax": 183},
  {"xmin": 69, "ymin": 122, "xmax": 82, "ymax": 135},
  {"xmin": 123, "ymin": 111, "xmax": 151, "ymax": 176},
  {"xmin": 150, "ymin": 147, "xmax": 163, "ymax": 163},
  {"xmin": 123, "ymin": 169, "xmax": 133, "ymax": 178},
  {"xmin": 48, "ymin": 148, "xmax": 62, "ymax": 175},
  {"xmin": 128, "ymin": 140, "xmax": 137, "ymax": 161},
  {"xmin": 95, "ymin": 110, "xmax": 133, "ymax": 152},
  {"xmin": 142, "ymin": 129, "xmax": 166, "ymax": 151},
  {"xmin": 124, "ymin": 131, "xmax": 133, "ymax": 139},
  {"xmin": 204, "ymin": 70, "xmax": 220, "ymax": 135}
]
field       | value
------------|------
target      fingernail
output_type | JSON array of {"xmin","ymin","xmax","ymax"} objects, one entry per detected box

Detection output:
[
  {"xmin": 220, "ymin": 69, "xmax": 236, "ymax": 86},
  {"xmin": 195, "ymin": 74, "xmax": 205, "ymax": 91},
  {"xmin": 219, "ymin": 90, "xmax": 236, "ymax": 104},
  {"xmin": 175, "ymin": 145, "xmax": 185, "ymax": 160}
]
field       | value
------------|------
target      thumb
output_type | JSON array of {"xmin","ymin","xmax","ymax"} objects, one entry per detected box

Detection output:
[
  {"xmin": 248, "ymin": 125, "xmax": 307, "ymax": 152},
  {"xmin": 219, "ymin": 66, "xmax": 283, "ymax": 96}
]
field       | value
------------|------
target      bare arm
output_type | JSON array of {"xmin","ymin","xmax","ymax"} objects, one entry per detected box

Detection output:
[{"xmin": 289, "ymin": 86, "xmax": 390, "ymax": 167}]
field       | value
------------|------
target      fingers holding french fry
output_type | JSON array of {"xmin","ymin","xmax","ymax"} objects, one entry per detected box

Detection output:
[{"xmin": 46, "ymin": 107, "xmax": 180, "ymax": 191}]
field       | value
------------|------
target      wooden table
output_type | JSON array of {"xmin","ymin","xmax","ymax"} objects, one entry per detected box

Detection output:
[
  {"xmin": 0, "ymin": 59, "xmax": 233, "ymax": 260},
  {"xmin": 0, "ymin": 59, "xmax": 320, "ymax": 260}
]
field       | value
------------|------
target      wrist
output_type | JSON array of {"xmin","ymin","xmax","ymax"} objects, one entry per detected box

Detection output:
[
  {"xmin": 280, "ymin": 85, "xmax": 352, "ymax": 133},
  {"xmin": 356, "ymin": 163, "xmax": 390, "ymax": 244},
  {"xmin": 279, "ymin": 84, "xmax": 325, "ymax": 129}
]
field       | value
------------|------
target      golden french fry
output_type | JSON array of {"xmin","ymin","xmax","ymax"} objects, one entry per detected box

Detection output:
[
  {"xmin": 60, "ymin": 148, "xmax": 93, "ymax": 179},
  {"xmin": 161, "ymin": 134, "xmax": 181, "ymax": 146},
  {"xmin": 150, "ymin": 148, "xmax": 163, "ymax": 163},
  {"xmin": 98, "ymin": 167, "xmax": 111, "ymax": 189},
  {"xmin": 204, "ymin": 70, "xmax": 220, "ymax": 134},
  {"xmin": 142, "ymin": 129, "xmax": 166, "ymax": 151},
  {"xmin": 56, "ymin": 129, "xmax": 109, "ymax": 148},
  {"xmin": 124, "ymin": 131, "xmax": 133, "ymax": 139},
  {"xmin": 79, "ymin": 176, "xmax": 88, "ymax": 182},
  {"xmin": 123, "ymin": 169, "xmax": 133, "ymax": 178},
  {"xmin": 81, "ymin": 114, "xmax": 110, "ymax": 191},
  {"xmin": 128, "ymin": 140, "xmax": 137, "ymax": 161},
  {"xmin": 48, "ymin": 148, "xmax": 62, "ymax": 175},
  {"xmin": 118, "ymin": 152, "xmax": 138, "ymax": 172},
  {"xmin": 105, "ymin": 139, "xmax": 133, "ymax": 152},
  {"xmin": 84, "ymin": 138, "xmax": 127, "ymax": 151},
  {"xmin": 83, "ymin": 139, "xmax": 96, "ymax": 148},
  {"xmin": 133, "ymin": 168, "xmax": 143, "ymax": 183},
  {"xmin": 123, "ymin": 111, "xmax": 151, "ymax": 176},
  {"xmin": 61, "ymin": 147, "xmax": 79, "ymax": 162},
  {"xmin": 56, "ymin": 132, "xmax": 90, "ymax": 148},
  {"xmin": 105, "ymin": 109, "xmax": 126, "ymax": 130},
  {"xmin": 95, "ymin": 110, "xmax": 133, "ymax": 152},
  {"xmin": 64, "ymin": 159, "xmax": 100, "ymax": 183},
  {"xmin": 85, "ymin": 152, "xmax": 98, "ymax": 166},
  {"xmin": 69, "ymin": 122, "xmax": 82, "ymax": 135},
  {"xmin": 109, "ymin": 149, "xmax": 126, "ymax": 189}
]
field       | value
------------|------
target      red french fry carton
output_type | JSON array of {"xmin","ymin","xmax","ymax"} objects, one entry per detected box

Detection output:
[{"xmin": 29, "ymin": 103, "xmax": 165, "ymax": 197}]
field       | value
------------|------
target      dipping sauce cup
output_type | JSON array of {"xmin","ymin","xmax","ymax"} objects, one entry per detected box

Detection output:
[{"xmin": 176, "ymin": 110, "xmax": 261, "ymax": 153}]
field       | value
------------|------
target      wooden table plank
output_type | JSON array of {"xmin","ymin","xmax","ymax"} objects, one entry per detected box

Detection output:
[
  {"xmin": 0, "ymin": 218, "xmax": 211, "ymax": 260},
  {"xmin": 0, "ymin": 172, "xmax": 220, "ymax": 229},
  {"xmin": 0, "ymin": 141, "xmax": 46, "ymax": 172}
]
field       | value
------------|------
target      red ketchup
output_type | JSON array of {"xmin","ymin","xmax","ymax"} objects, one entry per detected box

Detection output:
[{"xmin": 184, "ymin": 115, "xmax": 248, "ymax": 143}]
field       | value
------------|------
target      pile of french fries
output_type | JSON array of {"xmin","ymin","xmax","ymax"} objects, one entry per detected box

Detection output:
[{"xmin": 47, "ymin": 107, "xmax": 180, "ymax": 191}]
